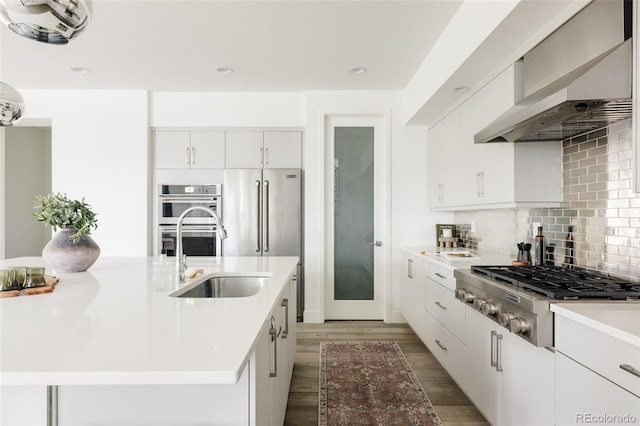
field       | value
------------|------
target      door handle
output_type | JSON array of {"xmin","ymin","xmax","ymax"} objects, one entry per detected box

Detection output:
[
  {"xmin": 368, "ymin": 241, "xmax": 382, "ymax": 247},
  {"xmin": 269, "ymin": 316, "xmax": 279, "ymax": 378},
  {"xmin": 496, "ymin": 333, "xmax": 503, "ymax": 372},
  {"xmin": 264, "ymin": 180, "xmax": 270, "ymax": 252},
  {"xmin": 190, "ymin": 147, "xmax": 195, "ymax": 165},
  {"xmin": 281, "ymin": 298, "xmax": 289, "ymax": 338},
  {"xmin": 185, "ymin": 147, "xmax": 190, "ymax": 165},
  {"xmin": 255, "ymin": 180, "xmax": 261, "ymax": 252},
  {"xmin": 490, "ymin": 330, "xmax": 497, "ymax": 368},
  {"xmin": 408, "ymin": 259, "xmax": 413, "ymax": 279}
]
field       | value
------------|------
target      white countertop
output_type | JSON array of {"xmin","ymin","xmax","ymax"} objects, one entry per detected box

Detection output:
[
  {"xmin": 0, "ymin": 256, "xmax": 299, "ymax": 386},
  {"xmin": 400, "ymin": 245, "xmax": 512, "ymax": 269},
  {"xmin": 551, "ymin": 302, "xmax": 640, "ymax": 348}
]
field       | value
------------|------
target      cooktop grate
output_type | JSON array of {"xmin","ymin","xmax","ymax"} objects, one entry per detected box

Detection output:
[{"xmin": 471, "ymin": 265, "xmax": 640, "ymax": 300}]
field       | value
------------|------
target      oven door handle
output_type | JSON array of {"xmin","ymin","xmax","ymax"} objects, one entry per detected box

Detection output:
[
  {"xmin": 160, "ymin": 225, "xmax": 217, "ymax": 233},
  {"xmin": 159, "ymin": 196, "xmax": 219, "ymax": 203}
]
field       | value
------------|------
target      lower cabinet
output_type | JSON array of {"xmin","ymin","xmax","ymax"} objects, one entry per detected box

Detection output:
[
  {"xmin": 555, "ymin": 352, "xmax": 640, "ymax": 425},
  {"xmin": 554, "ymin": 312, "xmax": 640, "ymax": 425},
  {"xmin": 464, "ymin": 307, "xmax": 554, "ymax": 426},
  {"xmin": 399, "ymin": 253, "xmax": 427, "ymax": 343},
  {"xmin": 251, "ymin": 273, "xmax": 297, "ymax": 426}
]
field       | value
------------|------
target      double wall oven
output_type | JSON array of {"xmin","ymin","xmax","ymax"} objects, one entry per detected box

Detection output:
[{"xmin": 157, "ymin": 184, "xmax": 222, "ymax": 257}]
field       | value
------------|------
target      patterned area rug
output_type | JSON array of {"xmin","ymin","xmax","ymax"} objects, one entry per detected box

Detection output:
[{"xmin": 319, "ymin": 341, "xmax": 443, "ymax": 425}]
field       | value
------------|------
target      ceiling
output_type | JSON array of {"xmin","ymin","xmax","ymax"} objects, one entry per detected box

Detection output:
[{"xmin": 0, "ymin": 0, "xmax": 463, "ymax": 92}]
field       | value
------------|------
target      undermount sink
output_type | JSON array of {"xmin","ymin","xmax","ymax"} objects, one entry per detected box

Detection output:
[{"xmin": 170, "ymin": 275, "xmax": 268, "ymax": 298}]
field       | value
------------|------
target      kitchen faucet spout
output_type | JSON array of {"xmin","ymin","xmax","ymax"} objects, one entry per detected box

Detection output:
[{"xmin": 175, "ymin": 206, "xmax": 227, "ymax": 283}]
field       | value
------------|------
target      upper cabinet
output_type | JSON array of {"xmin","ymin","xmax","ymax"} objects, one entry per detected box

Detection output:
[
  {"xmin": 427, "ymin": 65, "xmax": 562, "ymax": 210},
  {"xmin": 225, "ymin": 131, "xmax": 302, "ymax": 169},
  {"xmin": 154, "ymin": 130, "xmax": 225, "ymax": 169}
]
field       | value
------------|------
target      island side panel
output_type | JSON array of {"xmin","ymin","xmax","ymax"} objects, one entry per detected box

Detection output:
[{"xmin": 57, "ymin": 365, "xmax": 250, "ymax": 425}]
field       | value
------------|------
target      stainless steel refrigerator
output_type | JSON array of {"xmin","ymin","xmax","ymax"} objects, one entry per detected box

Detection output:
[{"xmin": 223, "ymin": 169, "xmax": 303, "ymax": 319}]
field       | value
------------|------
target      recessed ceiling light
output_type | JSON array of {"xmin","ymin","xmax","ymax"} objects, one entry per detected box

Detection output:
[
  {"xmin": 216, "ymin": 66, "xmax": 234, "ymax": 74},
  {"xmin": 348, "ymin": 66, "xmax": 367, "ymax": 75},
  {"xmin": 70, "ymin": 66, "xmax": 89, "ymax": 74}
]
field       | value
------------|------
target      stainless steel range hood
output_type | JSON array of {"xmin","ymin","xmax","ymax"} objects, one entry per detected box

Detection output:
[{"xmin": 475, "ymin": 0, "xmax": 632, "ymax": 144}]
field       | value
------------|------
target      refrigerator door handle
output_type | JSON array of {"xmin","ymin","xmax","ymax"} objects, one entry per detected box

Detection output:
[
  {"xmin": 264, "ymin": 180, "xmax": 270, "ymax": 252},
  {"xmin": 255, "ymin": 180, "xmax": 261, "ymax": 252}
]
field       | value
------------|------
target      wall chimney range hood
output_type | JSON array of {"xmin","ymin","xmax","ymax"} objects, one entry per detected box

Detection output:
[{"xmin": 475, "ymin": 0, "xmax": 632, "ymax": 144}]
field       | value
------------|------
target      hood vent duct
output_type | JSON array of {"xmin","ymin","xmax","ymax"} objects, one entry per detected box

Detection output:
[{"xmin": 475, "ymin": 0, "xmax": 632, "ymax": 144}]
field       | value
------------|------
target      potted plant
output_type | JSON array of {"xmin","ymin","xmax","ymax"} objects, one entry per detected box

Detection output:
[{"xmin": 34, "ymin": 192, "xmax": 100, "ymax": 273}]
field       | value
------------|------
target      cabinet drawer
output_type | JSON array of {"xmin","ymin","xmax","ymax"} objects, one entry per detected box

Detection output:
[
  {"xmin": 425, "ymin": 312, "xmax": 465, "ymax": 385},
  {"xmin": 425, "ymin": 277, "xmax": 466, "ymax": 343},
  {"xmin": 555, "ymin": 315, "xmax": 640, "ymax": 397},
  {"xmin": 424, "ymin": 261, "xmax": 455, "ymax": 291}
]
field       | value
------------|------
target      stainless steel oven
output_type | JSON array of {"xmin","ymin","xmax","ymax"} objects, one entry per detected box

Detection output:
[
  {"xmin": 158, "ymin": 224, "xmax": 221, "ymax": 257},
  {"xmin": 157, "ymin": 184, "xmax": 223, "ymax": 257},
  {"xmin": 158, "ymin": 184, "xmax": 221, "ymax": 225}
]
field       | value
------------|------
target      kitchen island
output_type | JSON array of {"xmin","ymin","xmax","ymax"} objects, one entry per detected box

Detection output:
[{"xmin": 0, "ymin": 256, "xmax": 299, "ymax": 425}]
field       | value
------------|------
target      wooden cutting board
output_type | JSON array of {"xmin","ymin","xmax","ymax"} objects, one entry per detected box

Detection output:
[
  {"xmin": 24, "ymin": 276, "xmax": 60, "ymax": 295},
  {"xmin": 0, "ymin": 276, "xmax": 60, "ymax": 297}
]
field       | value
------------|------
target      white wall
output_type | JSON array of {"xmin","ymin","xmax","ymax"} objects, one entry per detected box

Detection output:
[
  {"xmin": 151, "ymin": 92, "xmax": 305, "ymax": 128},
  {"xmin": 4, "ymin": 127, "xmax": 51, "ymax": 257},
  {"xmin": 19, "ymin": 90, "xmax": 150, "ymax": 256}
]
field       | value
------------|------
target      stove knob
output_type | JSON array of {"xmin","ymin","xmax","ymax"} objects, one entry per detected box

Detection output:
[
  {"xmin": 499, "ymin": 311, "xmax": 515, "ymax": 327},
  {"xmin": 473, "ymin": 298, "xmax": 486, "ymax": 311},
  {"xmin": 482, "ymin": 301, "xmax": 498, "ymax": 316},
  {"xmin": 509, "ymin": 317, "xmax": 529, "ymax": 335},
  {"xmin": 455, "ymin": 289, "xmax": 475, "ymax": 303}
]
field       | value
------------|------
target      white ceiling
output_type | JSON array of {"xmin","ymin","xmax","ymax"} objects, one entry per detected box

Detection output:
[{"xmin": 0, "ymin": 0, "xmax": 463, "ymax": 92}]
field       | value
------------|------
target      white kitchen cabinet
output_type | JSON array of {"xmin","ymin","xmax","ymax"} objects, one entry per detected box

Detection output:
[
  {"xmin": 428, "ymin": 64, "xmax": 563, "ymax": 210},
  {"xmin": 553, "ymin": 311, "xmax": 640, "ymax": 425},
  {"xmin": 226, "ymin": 131, "xmax": 302, "ymax": 169},
  {"xmin": 424, "ymin": 272, "xmax": 465, "ymax": 344},
  {"xmin": 427, "ymin": 107, "xmax": 471, "ymax": 208},
  {"xmin": 0, "ymin": 386, "xmax": 47, "ymax": 425},
  {"xmin": 154, "ymin": 130, "xmax": 225, "ymax": 169},
  {"xmin": 424, "ymin": 309, "xmax": 467, "ymax": 387},
  {"xmin": 399, "ymin": 253, "xmax": 427, "ymax": 344},
  {"xmin": 251, "ymin": 273, "xmax": 297, "ymax": 426},
  {"xmin": 463, "ymin": 307, "xmax": 554, "ymax": 426},
  {"xmin": 555, "ymin": 352, "xmax": 640, "ymax": 426}
]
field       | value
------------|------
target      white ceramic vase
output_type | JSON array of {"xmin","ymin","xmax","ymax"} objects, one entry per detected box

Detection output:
[{"xmin": 42, "ymin": 228, "xmax": 100, "ymax": 273}]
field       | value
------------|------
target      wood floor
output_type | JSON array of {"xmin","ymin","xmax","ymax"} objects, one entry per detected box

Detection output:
[{"xmin": 284, "ymin": 320, "xmax": 488, "ymax": 426}]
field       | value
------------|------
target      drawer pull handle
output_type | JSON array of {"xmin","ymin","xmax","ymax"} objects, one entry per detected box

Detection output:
[
  {"xmin": 434, "ymin": 272, "xmax": 446, "ymax": 279},
  {"xmin": 620, "ymin": 364, "xmax": 640, "ymax": 378},
  {"xmin": 435, "ymin": 339, "xmax": 448, "ymax": 351},
  {"xmin": 435, "ymin": 301, "xmax": 447, "ymax": 310}
]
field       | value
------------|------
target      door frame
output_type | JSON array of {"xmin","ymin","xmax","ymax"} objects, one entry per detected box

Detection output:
[{"xmin": 323, "ymin": 114, "xmax": 391, "ymax": 320}]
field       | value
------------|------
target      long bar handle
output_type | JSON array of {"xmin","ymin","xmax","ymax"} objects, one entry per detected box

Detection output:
[
  {"xmin": 47, "ymin": 385, "xmax": 58, "ymax": 426},
  {"xmin": 435, "ymin": 301, "xmax": 447, "ymax": 310},
  {"xmin": 265, "ymin": 147, "xmax": 269, "ymax": 165},
  {"xmin": 490, "ymin": 330, "xmax": 497, "ymax": 368},
  {"xmin": 259, "ymin": 147, "xmax": 264, "ymax": 165},
  {"xmin": 281, "ymin": 298, "xmax": 289, "ymax": 338},
  {"xmin": 496, "ymin": 333, "xmax": 503, "ymax": 372},
  {"xmin": 255, "ymin": 180, "xmax": 261, "ymax": 252},
  {"xmin": 264, "ymin": 180, "xmax": 270, "ymax": 252},
  {"xmin": 190, "ymin": 147, "xmax": 195, "ymax": 165},
  {"xmin": 620, "ymin": 364, "xmax": 640, "ymax": 378},
  {"xmin": 435, "ymin": 272, "xmax": 447, "ymax": 279},
  {"xmin": 186, "ymin": 147, "xmax": 190, "ymax": 165},
  {"xmin": 269, "ymin": 316, "xmax": 280, "ymax": 377},
  {"xmin": 408, "ymin": 259, "xmax": 413, "ymax": 279}
]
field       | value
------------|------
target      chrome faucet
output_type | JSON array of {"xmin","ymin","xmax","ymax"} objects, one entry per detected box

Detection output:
[{"xmin": 175, "ymin": 206, "xmax": 227, "ymax": 283}]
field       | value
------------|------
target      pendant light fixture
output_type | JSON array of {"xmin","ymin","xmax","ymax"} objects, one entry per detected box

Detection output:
[
  {"xmin": 0, "ymin": 0, "xmax": 91, "ymax": 44},
  {"xmin": 0, "ymin": 82, "xmax": 25, "ymax": 126}
]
